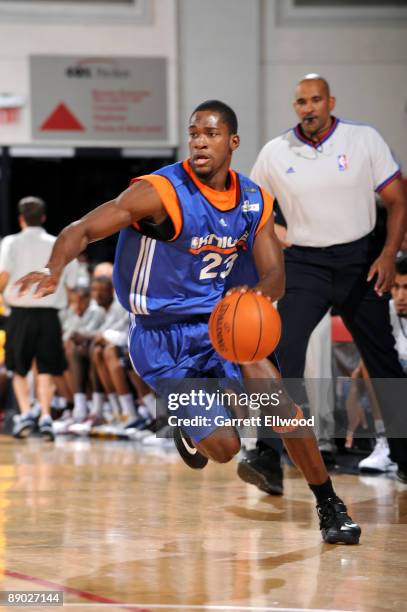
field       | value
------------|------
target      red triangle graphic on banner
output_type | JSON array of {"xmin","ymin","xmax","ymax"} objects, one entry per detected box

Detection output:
[{"xmin": 40, "ymin": 102, "xmax": 85, "ymax": 131}]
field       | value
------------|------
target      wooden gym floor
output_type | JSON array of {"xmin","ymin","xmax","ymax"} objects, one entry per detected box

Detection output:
[{"xmin": 0, "ymin": 435, "xmax": 406, "ymax": 612}]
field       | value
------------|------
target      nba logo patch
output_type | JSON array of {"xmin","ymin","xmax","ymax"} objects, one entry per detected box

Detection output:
[{"xmin": 337, "ymin": 154, "xmax": 348, "ymax": 171}]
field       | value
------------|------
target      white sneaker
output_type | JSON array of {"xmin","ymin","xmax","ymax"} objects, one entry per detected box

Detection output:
[{"xmin": 358, "ymin": 438, "xmax": 398, "ymax": 472}]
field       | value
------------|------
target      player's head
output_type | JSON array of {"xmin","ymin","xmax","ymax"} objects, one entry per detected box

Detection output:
[
  {"xmin": 93, "ymin": 261, "xmax": 113, "ymax": 279},
  {"xmin": 91, "ymin": 275, "xmax": 114, "ymax": 309},
  {"xmin": 18, "ymin": 196, "xmax": 46, "ymax": 227},
  {"xmin": 70, "ymin": 286, "xmax": 91, "ymax": 317},
  {"xmin": 293, "ymin": 74, "xmax": 335, "ymax": 138},
  {"xmin": 188, "ymin": 100, "xmax": 240, "ymax": 180},
  {"xmin": 392, "ymin": 255, "xmax": 407, "ymax": 317}
]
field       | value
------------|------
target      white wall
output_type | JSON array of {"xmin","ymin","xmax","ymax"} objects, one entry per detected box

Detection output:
[
  {"xmin": 0, "ymin": 0, "xmax": 178, "ymax": 147},
  {"xmin": 0, "ymin": 0, "xmax": 406, "ymax": 169},
  {"xmin": 262, "ymin": 0, "xmax": 407, "ymax": 169},
  {"xmin": 177, "ymin": 0, "xmax": 261, "ymax": 173},
  {"xmin": 179, "ymin": 0, "xmax": 407, "ymax": 172}
]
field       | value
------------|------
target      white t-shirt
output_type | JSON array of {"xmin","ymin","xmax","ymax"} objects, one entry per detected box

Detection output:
[
  {"xmin": 389, "ymin": 300, "xmax": 407, "ymax": 373},
  {"xmin": 61, "ymin": 301, "xmax": 106, "ymax": 341},
  {"xmin": 251, "ymin": 118, "xmax": 401, "ymax": 247},
  {"xmin": 0, "ymin": 227, "xmax": 78, "ymax": 309}
]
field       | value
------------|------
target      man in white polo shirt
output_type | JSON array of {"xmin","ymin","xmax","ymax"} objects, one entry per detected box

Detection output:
[
  {"xmin": 238, "ymin": 74, "xmax": 407, "ymax": 490},
  {"xmin": 0, "ymin": 197, "xmax": 78, "ymax": 441}
]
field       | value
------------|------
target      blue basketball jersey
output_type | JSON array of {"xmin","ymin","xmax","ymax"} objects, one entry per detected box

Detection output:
[{"xmin": 113, "ymin": 161, "xmax": 270, "ymax": 318}]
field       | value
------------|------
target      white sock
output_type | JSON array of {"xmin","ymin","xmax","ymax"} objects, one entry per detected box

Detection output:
[
  {"xmin": 91, "ymin": 392, "xmax": 105, "ymax": 418},
  {"xmin": 73, "ymin": 393, "xmax": 88, "ymax": 422},
  {"xmin": 137, "ymin": 404, "xmax": 150, "ymax": 421},
  {"xmin": 118, "ymin": 393, "xmax": 137, "ymax": 419},
  {"xmin": 142, "ymin": 392, "xmax": 156, "ymax": 419},
  {"xmin": 374, "ymin": 419, "xmax": 386, "ymax": 436},
  {"xmin": 28, "ymin": 402, "xmax": 41, "ymax": 419},
  {"xmin": 108, "ymin": 393, "xmax": 121, "ymax": 415}
]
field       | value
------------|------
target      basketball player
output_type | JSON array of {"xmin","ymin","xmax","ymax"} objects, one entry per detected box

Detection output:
[{"xmin": 15, "ymin": 100, "xmax": 360, "ymax": 544}]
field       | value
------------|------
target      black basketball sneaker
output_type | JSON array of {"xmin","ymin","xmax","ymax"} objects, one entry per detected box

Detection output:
[
  {"xmin": 173, "ymin": 426, "xmax": 208, "ymax": 469},
  {"xmin": 317, "ymin": 496, "xmax": 361, "ymax": 544}
]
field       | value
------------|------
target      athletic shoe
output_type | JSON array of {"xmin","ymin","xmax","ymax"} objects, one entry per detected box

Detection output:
[
  {"xmin": 317, "ymin": 496, "xmax": 361, "ymax": 544},
  {"xmin": 12, "ymin": 414, "xmax": 35, "ymax": 439},
  {"xmin": 358, "ymin": 438, "xmax": 397, "ymax": 472},
  {"xmin": 39, "ymin": 416, "xmax": 54, "ymax": 442},
  {"xmin": 124, "ymin": 414, "xmax": 153, "ymax": 431},
  {"xmin": 237, "ymin": 448, "xmax": 283, "ymax": 495},
  {"xmin": 173, "ymin": 426, "xmax": 208, "ymax": 469},
  {"xmin": 53, "ymin": 417, "xmax": 74, "ymax": 435}
]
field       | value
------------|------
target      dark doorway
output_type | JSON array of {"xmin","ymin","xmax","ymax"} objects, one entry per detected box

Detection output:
[{"xmin": 5, "ymin": 149, "xmax": 175, "ymax": 262}]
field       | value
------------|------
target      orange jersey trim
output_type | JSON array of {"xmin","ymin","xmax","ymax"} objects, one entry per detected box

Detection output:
[
  {"xmin": 189, "ymin": 245, "xmax": 238, "ymax": 256},
  {"xmin": 182, "ymin": 159, "xmax": 240, "ymax": 211},
  {"xmin": 255, "ymin": 188, "xmax": 274, "ymax": 236},
  {"xmin": 130, "ymin": 175, "xmax": 183, "ymax": 241}
]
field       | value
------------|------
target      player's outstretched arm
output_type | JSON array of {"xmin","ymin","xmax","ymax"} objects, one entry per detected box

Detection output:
[
  {"xmin": 15, "ymin": 180, "xmax": 165, "ymax": 298},
  {"xmin": 252, "ymin": 215, "xmax": 285, "ymax": 302}
]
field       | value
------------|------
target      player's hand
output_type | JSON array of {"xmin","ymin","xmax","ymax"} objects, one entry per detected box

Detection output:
[
  {"xmin": 71, "ymin": 332, "xmax": 88, "ymax": 344},
  {"xmin": 14, "ymin": 268, "xmax": 59, "ymax": 298},
  {"xmin": 93, "ymin": 333, "xmax": 106, "ymax": 346},
  {"xmin": 225, "ymin": 285, "xmax": 249, "ymax": 296},
  {"xmin": 225, "ymin": 286, "xmax": 271, "ymax": 301},
  {"xmin": 367, "ymin": 251, "xmax": 395, "ymax": 296}
]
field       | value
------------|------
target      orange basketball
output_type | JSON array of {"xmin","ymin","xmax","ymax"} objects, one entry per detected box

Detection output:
[{"xmin": 208, "ymin": 291, "xmax": 281, "ymax": 364}]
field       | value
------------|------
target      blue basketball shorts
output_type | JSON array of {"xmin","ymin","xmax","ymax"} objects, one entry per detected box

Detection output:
[{"xmin": 128, "ymin": 314, "xmax": 242, "ymax": 442}]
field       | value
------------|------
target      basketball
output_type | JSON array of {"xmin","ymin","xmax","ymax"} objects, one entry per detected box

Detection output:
[{"xmin": 208, "ymin": 290, "xmax": 281, "ymax": 364}]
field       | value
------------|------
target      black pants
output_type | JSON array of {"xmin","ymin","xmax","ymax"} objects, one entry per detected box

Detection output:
[{"xmin": 259, "ymin": 234, "xmax": 407, "ymax": 467}]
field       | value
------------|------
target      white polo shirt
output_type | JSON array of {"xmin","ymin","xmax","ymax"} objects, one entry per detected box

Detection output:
[
  {"xmin": 389, "ymin": 300, "xmax": 407, "ymax": 373},
  {"xmin": 251, "ymin": 117, "xmax": 401, "ymax": 247},
  {"xmin": 0, "ymin": 226, "xmax": 78, "ymax": 309}
]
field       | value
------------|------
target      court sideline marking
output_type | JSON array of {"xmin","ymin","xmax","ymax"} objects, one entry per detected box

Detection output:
[
  {"xmin": 62, "ymin": 605, "xmax": 354, "ymax": 611},
  {"xmin": 1, "ymin": 569, "xmax": 150, "ymax": 612},
  {"xmin": 2, "ymin": 569, "xmax": 354, "ymax": 612}
]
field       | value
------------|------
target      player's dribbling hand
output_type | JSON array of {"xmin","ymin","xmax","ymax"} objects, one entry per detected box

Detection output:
[
  {"xmin": 225, "ymin": 286, "xmax": 272, "ymax": 301},
  {"xmin": 14, "ymin": 268, "xmax": 59, "ymax": 298}
]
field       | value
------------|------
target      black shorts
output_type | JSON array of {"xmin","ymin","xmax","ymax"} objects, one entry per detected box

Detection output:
[{"xmin": 5, "ymin": 307, "xmax": 67, "ymax": 376}]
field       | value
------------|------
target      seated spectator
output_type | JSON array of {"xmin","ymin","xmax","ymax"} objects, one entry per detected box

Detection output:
[
  {"xmin": 66, "ymin": 275, "xmax": 128, "ymax": 425},
  {"xmin": 92, "ymin": 326, "xmax": 155, "ymax": 429},
  {"xmin": 344, "ymin": 256, "xmax": 407, "ymax": 471},
  {"xmin": 59, "ymin": 285, "xmax": 105, "ymax": 416}
]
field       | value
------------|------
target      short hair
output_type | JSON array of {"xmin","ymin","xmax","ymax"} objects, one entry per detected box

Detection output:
[
  {"xmin": 73, "ymin": 285, "xmax": 91, "ymax": 298},
  {"xmin": 396, "ymin": 254, "xmax": 407, "ymax": 276},
  {"xmin": 18, "ymin": 196, "xmax": 46, "ymax": 226},
  {"xmin": 191, "ymin": 100, "xmax": 238, "ymax": 134},
  {"xmin": 91, "ymin": 275, "xmax": 113, "ymax": 289}
]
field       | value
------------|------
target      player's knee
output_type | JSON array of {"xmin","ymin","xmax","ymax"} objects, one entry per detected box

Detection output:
[{"xmin": 210, "ymin": 437, "xmax": 241, "ymax": 464}]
